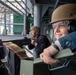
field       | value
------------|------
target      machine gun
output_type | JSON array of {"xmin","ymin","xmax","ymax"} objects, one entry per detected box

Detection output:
[
  {"xmin": 49, "ymin": 48, "xmax": 76, "ymax": 71},
  {"xmin": 34, "ymin": 48, "xmax": 76, "ymax": 71},
  {"xmin": 5, "ymin": 37, "xmax": 31, "ymax": 48}
]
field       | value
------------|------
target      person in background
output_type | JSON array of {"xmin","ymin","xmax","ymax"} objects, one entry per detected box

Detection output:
[
  {"xmin": 40, "ymin": 4, "xmax": 76, "ymax": 64},
  {"xmin": 28, "ymin": 26, "xmax": 51, "ymax": 59}
]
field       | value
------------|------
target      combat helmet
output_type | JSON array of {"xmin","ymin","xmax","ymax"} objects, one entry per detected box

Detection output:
[
  {"xmin": 30, "ymin": 26, "xmax": 40, "ymax": 33},
  {"xmin": 50, "ymin": 4, "xmax": 76, "ymax": 24}
]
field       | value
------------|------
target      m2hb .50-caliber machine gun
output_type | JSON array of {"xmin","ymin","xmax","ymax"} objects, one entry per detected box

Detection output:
[
  {"xmin": 35, "ymin": 48, "xmax": 76, "ymax": 71},
  {"xmin": 49, "ymin": 48, "xmax": 76, "ymax": 71}
]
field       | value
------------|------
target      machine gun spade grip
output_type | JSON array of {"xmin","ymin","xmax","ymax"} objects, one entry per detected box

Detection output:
[{"xmin": 49, "ymin": 48, "xmax": 75, "ymax": 71}]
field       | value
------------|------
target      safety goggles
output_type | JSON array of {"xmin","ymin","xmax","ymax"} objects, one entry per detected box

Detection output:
[{"xmin": 52, "ymin": 21, "xmax": 70, "ymax": 29}]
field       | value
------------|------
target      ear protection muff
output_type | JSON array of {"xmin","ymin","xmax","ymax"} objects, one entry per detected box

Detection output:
[{"xmin": 68, "ymin": 20, "xmax": 76, "ymax": 33}]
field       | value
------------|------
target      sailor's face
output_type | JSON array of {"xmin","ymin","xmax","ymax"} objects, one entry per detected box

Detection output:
[
  {"xmin": 29, "ymin": 30, "xmax": 36, "ymax": 37},
  {"xmin": 52, "ymin": 21, "xmax": 69, "ymax": 40}
]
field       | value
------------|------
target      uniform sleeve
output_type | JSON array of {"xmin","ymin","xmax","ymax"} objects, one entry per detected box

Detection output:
[
  {"xmin": 36, "ymin": 36, "xmax": 50, "ymax": 55},
  {"xmin": 28, "ymin": 44, "xmax": 35, "ymax": 49},
  {"xmin": 55, "ymin": 31, "xmax": 76, "ymax": 51}
]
